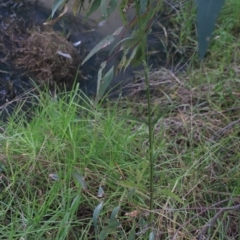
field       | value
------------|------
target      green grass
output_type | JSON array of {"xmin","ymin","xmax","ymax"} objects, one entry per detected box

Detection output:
[
  {"xmin": 1, "ymin": 66, "xmax": 240, "ymax": 239},
  {"xmin": 0, "ymin": 0, "xmax": 240, "ymax": 239},
  {"xmin": 0, "ymin": 88, "xmax": 145, "ymax": 239}
]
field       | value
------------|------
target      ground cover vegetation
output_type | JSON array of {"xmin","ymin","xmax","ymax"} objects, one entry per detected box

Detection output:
[{"xmin": 0, "ymin": 0, "xmax": 240, "ymax": 239}]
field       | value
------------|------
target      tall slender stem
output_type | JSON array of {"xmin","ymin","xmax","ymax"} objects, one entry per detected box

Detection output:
[{"xmin": 135, "ymin": 0, "xmax": 155, "ymax": 225}]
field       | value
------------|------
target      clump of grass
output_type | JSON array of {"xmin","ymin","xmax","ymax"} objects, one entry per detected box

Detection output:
[{"xmin": 0, "ymin": 87, "xmax": 149, "ymax": 239}]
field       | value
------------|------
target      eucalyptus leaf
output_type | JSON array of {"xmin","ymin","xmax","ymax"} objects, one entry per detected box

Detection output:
[
  {"xmin": 93, "ymin": 202, "xmax": 104, "ymax": 230},
  {"xmin": 97, "ymin": 61, "xmax": 107, "ymax": 89},
  {"xmin": 127, "ymin": 188, "xmax": 136, "ymax": 199},
  {"xmin": 81, "ymin": 35, "xmax": 115, "ymax": 65},
  {"xmin": 109, "ymin": 35, "xmax": 137, "ymax": 56},
  {"xmin": 81, "ymin": 26, "xmax": 124, "ymax": 66},
  {"xmin": 124, "ymin": 45, "xmax": 140, "ymax": 72},
  {"xmin": 72, "ymin": 0, "xmax": 83, "ymax": 16},
  {"xmin": 51, "ymin": 0, "xmax": 66, "ymax": 17},
  {"xmin": 99, "ymin": 220, "xmax": 121, "ymax": 240},
  {"xmin": 109, "ymin": 219, "xmax": 121, "ymax": 229},
  {"xmin": 85, "ymin": 0, "xmax": 101, "ymax": 19},
  {"xmin": 72, "ymin": 171, "xmax": 87, "ymax": 190},
  {"xmin": 121, "ymin": 36, "xmax": 139, "ymax": 50},
  {"xmin": 0, "ymin": 163, "xmax": 5, "ymax": 173},
  {"xmin": 149, "ymin": 232, "xmax": 155, "ymax": 240},
  {"xmin": 110, "ymin": 206, "xmax": 120, "ymax": 222},
  {"xmin": 140, "ymin": 0, "xmax": 148, "ymax": 14},
  {"xmin": 107, "ymin": 0, "xmax": 118, "ymax": 17},
  {"xmin": 97, "ymin": 186, "xmax": 105, "ymax": 198},
  {"xmin": 138, "ymin": 8, "xmax": 154, "ymax": 27},
  {"xmin": 112, "ymin": 26, "xmax": 124, "ymax": 36},
  {"xmin": 138, "ymin": 217, "xmax": 147, "ymax": 228},
  {"xmin": 95, "ymin": 66, "xmax": 114, "ymax": 103},
  {"xmin": 128, "ymin": 228, "xmax": 136, "ymax": 240},
  {"xmin": 117, "ymin": 48, "xmax": 129, "ymax": 72},
  {"xmin": 119, "ymin": 0, "xmax": 128, "ymax": 25},
  {"xmin": 101, "ymin": 0, "xmax": 108, "ymax": 19},
  {"xmin": 131, "ymin": 45, "xmax": 144, "ymax": 67},
  {"xmin": 196, "ymin": 0, "xmax": 225, "ymax": 59}
]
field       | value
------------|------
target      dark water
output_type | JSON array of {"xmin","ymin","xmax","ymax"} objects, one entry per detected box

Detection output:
[
  {"xmin": 0, "ymin": 0, "xmax": 185, "ymax": 121},
  {"xmin": 0, "ymin": 0, "xmax": 133, "ymax": 120}
]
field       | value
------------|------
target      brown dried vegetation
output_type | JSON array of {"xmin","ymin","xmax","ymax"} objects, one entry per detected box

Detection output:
[{"xmin": 0, "ymin": 13, "xmax": 82, "ymax": 87}]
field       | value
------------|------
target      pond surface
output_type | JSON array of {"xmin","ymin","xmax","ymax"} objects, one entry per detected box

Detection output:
[
  {"xmin": 0, "ymin": 0, "xmax": 184, "ymax": 121},
  {"xmin": 0, "ymin": 0, "xmax": 136, "ymax": 120},
  {"xmin": 32, "ymin": 0, "xmax": 124, "ymax": 36}
]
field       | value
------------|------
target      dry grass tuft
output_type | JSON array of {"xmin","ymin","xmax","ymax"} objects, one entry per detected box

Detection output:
[
  {"xmin": 13, "ymin": 28, "xmax": 81, "ymax": 86},
  {"xmin": 0, "ymin": 13, "xmax": 82, "ymax": 88}
]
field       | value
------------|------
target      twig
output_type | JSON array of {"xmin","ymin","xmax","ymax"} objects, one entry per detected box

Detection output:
[
  {"xmin": 197, "ymin": 204, "xmax": 240, "ymax": 240},
  {"xmin": 210, "ymin": 118, "xmax": 240, "ymax": 142},
  {"xmin": 171, "ymin": 200, "xmax": 240, "ymax": 240}
]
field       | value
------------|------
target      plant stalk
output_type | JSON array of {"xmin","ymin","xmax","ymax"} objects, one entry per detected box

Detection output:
[{"xmin": 135, "ymin": 0, "xmax": 155, "ymax": 225}]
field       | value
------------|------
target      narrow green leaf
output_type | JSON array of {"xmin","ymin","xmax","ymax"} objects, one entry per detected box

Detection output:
[
  {"xmin": 136, "ymin": 163, "xmax": 148, "ymax": 185},
  {"xmin": 128, "ymin": 228, "xmax": 136, "ymax": 240},
  {"xmin": 119, "ymin": 0, "xmax": 128, "ymax": 25},
  {"xmin": 72, "ymin": 0, "xmax": 83, "ymax": 16},
  {"xmin": 93, "ymin": 202, "xmax": 104, "ymax": 230},
  {"xmin": 138, "ymin": 217, "xmax": 147, "ymax": 228},
  {"xmin": 99, "ymin": 228, "xmax": 109, "ymax": 240},
  {"xmin": 107, "ymin": 0, "xmax": 118, "ymax": 17},
  {"xmin": 97, "ymin": 61, "xmax": 107, "ymax": 89},
  {"xmin": 196, "ymin": 0, "xmax": 225, "ymax": 59},
  {"xmin": 158, "ymin": 189, "xmax": 184, "ymax": 204},
  {"xmin": 82, "ymin": 35, "xmax": 115, "ymax": 65},
  {"xmin": 127, "ymin": 188, "xmax": 136, "ymax": 199},
  {"xmin": 117, "ymin": 48, "xmax": 128, "ymax": 72},
  {"xmin": 0, "ymin": 163, "xmax": 6, "ymax": 173},
  {"xmin": 116, "ymin": 47, "xmax": 129, "ymax": 72},
  {"xmin": 152, "ymin": 115, "xmax": 162, "ymax": 125},
  {"xmin": 130, "ymin": 44, "xmax": 144, "ymax": 67},
  {"xmin": 101, "ymin": 0, "xmax": 108, "ymax": 19},
  {"xmin": 121, "ymin": 36, "xmax": 139, "ymax": 50},
  {"xmin": 70, "ymin": 195, "xmax": 81, "ymax": 212},
  {"xmin": 149, "ymin": 232, "xmax": 155, "ymax": 240},
  {"xmin": 124, "ymin": 45, "xmax": 139, "ymax": 72},
  {"xmin": 110, "ymin": 206, "xmax": 120, "ymax": 222},
  {"xmin": 51, "ymin": 0, "xmax": 66, "ymax": 17},
  {"xmin": 120, "ymin": 114, "xmax": 146, "ymax": 124},
  {"xmin": 117, "ymin": 181, "xmax": 146, "ymax": 191},
  {"xmin": 112, "ymin": 26, "xmax": 124, "ymax": 36},
  {"xmin": 95, "ymin": 61, "xmax": 107, "ymax": 104},
  {"xmin": 85, "ymin": 0, "xmax": 101, "ymax": 19},
  {"xmin": 99, "ymin": 220, "xmax": 121, "ymax": 240},
  {"xmin": 82, "ymin": 25, "xmax": 124, "ymax": 66},
  {"xmin": 138, "ymin": 9, "xmax": 154, "ymax": 27},
  {"xmin": 96, "ymin": 66, "xmax": 114, "ymax": 103},
  {"xmin": 140, "ymin": 0, "xmax": 148, "ymax": 14},
  {"xmin": 72, "ymin": 171, "xmax": 87, "ymax": 190},
  {"xmin": 97, "ymin": 186, "xmax": 105, "ymax": 198},
  {"xmin": 108, "ymin": 219, "xmax": 121, "ymax": 229},
  {"xmin": 109, "ymin": 35, "xmax": 136, "ymax": 56}
]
